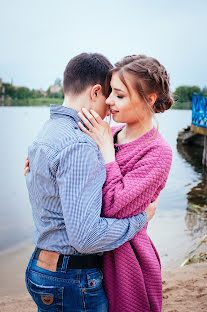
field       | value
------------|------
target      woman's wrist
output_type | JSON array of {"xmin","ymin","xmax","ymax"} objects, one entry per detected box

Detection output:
[
  {"xmin": 104, "ymin": 155, "xmax": 116, "ymax": 164},
  {"xmin": 100, "ymin": 144, "xmax": 115, "ymax": 164}
]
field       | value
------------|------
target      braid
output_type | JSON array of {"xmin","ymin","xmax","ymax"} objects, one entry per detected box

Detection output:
[{"xmin": 115, "ymin": 55, "xmax": 173, "ymax": 113}]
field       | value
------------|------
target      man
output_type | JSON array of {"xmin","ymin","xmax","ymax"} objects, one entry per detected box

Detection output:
[{"xmin": 25, "ymin": 53, "xmax": 157, "ymax": 311}]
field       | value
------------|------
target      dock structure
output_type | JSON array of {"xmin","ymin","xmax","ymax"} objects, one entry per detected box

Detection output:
[{"xmin": 191, "ymin": 93, "xmax": 207, "ymax": 166}]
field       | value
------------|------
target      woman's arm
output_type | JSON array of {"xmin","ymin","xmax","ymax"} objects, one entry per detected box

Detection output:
[
  {"xmin": 102, "ymin": 145, "xmax": 172, "ymax": 217},
  {"xmin": 78, "ymin": 108, "xmax": 172, "ymax": 218}
]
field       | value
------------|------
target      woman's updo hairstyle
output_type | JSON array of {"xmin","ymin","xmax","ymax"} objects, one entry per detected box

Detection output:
[{"xmin": 105, "ymin": 54, "xmax": 173, "ymax": 113}]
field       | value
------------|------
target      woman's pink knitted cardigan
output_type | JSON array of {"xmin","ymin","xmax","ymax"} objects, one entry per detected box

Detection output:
[{"xmin": 101, "ymin": 126, "xmax": 172, "ymax": 312}]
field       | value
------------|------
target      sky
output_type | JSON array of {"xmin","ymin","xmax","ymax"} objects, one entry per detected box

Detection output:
[{"xmin": 1, "ymin": 0, "xmax": 207, "ymax": 91}]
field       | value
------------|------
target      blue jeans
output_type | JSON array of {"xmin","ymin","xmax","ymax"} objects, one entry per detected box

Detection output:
[{"xmin": 25, "ymin": 249, "xmax": 108, "ymax": 311}]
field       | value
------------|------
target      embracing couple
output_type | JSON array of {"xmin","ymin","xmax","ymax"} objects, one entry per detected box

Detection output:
[{"xmin": 24, "ymin": 53, "xmax": 173, "ymax": 312}]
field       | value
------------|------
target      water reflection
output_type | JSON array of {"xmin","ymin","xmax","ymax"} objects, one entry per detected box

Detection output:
[
  {"xmin": 177, "ymin": 141, "xmax": 207, "ymax": 234},
  {"xmin": 0, "ymin": 108, "xmax": 205, "ymax": 266}
]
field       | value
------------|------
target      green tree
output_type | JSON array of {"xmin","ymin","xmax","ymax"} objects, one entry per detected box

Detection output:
[
  {"xmin": 3, "ymin": 83, "xmax": 16, "ymax": 98},
  {"xmin": 30, "ymin": 89, "xmax": 44, "ymax": 98},
  {"xmin": 15, "ymin": 87, "xmax": 31, "ymax": 99},
  {"xmin": 174, "ymin": 85, "xmax": 201, "ymax": 102},
  {"xmin": 202, "ymin": 86, "xmax": 207, "ymax": 94}
]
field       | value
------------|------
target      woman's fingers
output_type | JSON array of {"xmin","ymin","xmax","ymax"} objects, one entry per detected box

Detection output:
[
  {"xmin": 89, "ymin": 109, "xmax": 104, "ymax": 124},
  {"xmin": 80, "ymin": 108, "xmax": 99, "ymax": 127},
  {"xmin": 77, "ymin": 111, "xmax": 94, "ymax": 131},
  {"xmin": 78, "ymin": 122, "xmax": 93, "ymax": 136}
]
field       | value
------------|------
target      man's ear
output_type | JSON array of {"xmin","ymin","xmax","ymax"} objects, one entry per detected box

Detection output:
[
  {"xmin": 90, "ymin": 84, "xmax": 103, "ymax": 101},
  {"xmin": 147, "ymin": 93, "xmax": 157, "ymax": 106}
]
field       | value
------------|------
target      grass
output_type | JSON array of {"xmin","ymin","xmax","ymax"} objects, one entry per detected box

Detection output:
[
  {"xmin": 2, "ymin": 98, "xmax": 192, "ymax": 109},
  {"xmin": 172, "ymin": 101, "xmax": 192, "ymax": 110},
  {"xmin": 5, "ymin": 97, "xmax": 63, "ymax": 106}
]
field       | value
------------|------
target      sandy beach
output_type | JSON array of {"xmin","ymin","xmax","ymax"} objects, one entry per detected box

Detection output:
[{"xmin": 0, "ymin": 242, "xmax": 206, "ymax": 312}]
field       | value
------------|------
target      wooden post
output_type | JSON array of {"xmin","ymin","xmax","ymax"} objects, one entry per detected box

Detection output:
[{"xmin": 202, "ymin": 135, "xmax": 207, "ymax": 167}]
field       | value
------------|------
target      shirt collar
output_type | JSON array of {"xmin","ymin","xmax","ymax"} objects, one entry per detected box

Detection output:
[{"xmin": 50, "ymin": 104, "xmax": 81, "ymax": 124}]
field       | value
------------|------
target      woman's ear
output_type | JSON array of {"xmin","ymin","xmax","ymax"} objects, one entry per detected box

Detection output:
[
  {"xmin": 147, "ymin": 93, "xmax": 157, "ymax": 106},
  {"xmin": 90, "ymin": 84, "xmax": 102, "ymax": 101}
]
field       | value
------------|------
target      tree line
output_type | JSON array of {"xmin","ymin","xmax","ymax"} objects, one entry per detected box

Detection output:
[
  {"xmin": 0, "ymin": 81, "xmax": 63, "ymax": 100},
  {"xmin": 173, "ymin": 85, "xmax": 207, "ymax": 109},
  {"xmin": 0, "ymin": 80, "xmax": 206, "ymax": 108},
  {"xmin": 174, "ymin": 85, "xmax": 207, "ymax": 102}
]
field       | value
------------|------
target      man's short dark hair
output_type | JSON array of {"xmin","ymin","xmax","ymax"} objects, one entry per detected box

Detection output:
[{"xmin": 63, "ymin": 53, "xmax": 113, "ymax": 96}]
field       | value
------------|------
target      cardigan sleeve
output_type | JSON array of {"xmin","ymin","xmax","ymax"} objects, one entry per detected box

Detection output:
[{"xmin": 102, "ymin": 144, "xmax": 172, "ymax": 218}]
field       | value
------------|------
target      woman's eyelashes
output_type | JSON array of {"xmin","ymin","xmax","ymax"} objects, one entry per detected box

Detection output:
[{"xmin": 117, "ymin": 95, "xmax": 124, "ymax": 99}]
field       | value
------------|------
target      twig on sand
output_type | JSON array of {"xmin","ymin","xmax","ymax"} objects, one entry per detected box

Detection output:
[{"xmin": 180, "ymin": 234, "xmax": 207, "ymax": 267}]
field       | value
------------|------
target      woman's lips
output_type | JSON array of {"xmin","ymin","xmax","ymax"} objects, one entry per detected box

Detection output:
[{"xmin": 110, "ymin": 110, "xmax": 119, "ymax": 115}]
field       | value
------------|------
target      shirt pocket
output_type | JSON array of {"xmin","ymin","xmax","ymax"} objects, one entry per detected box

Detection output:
[{"xmin": 26, "ymin": 278, "xmax": 63, "ymax": 311}]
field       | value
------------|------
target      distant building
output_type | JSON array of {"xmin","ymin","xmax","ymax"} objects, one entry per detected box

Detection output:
[
  {"xmin": 0, "ymin": 78, "xmax": 2, "ymax": 87},
  {"xmin": 49, "ymin": 85, "xmax": 62, "ymax": 93},
  {"xmin": 39, "ymin": 88, "xmax": 47, "ymax": 97}
]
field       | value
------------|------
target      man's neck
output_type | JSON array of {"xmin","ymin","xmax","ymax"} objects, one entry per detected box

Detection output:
[{"xmin": 62, "ymin": 93, "xmax": 91, "ymax": 112}]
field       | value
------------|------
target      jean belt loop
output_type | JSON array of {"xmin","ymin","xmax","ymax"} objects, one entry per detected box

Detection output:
[{"xmin": 61, "ymin": 255, "xmax": 70, "ymax": 273}]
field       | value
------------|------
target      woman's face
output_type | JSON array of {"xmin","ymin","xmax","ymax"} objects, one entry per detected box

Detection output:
[{"xmin": 105, "ymin": 72, "xmax": 149, "ymax": 124}]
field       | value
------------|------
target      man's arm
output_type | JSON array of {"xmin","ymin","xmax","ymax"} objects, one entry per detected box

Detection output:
[{"xmin": 56, "ymin": 143, "xmax": 151, "ymax": 254}]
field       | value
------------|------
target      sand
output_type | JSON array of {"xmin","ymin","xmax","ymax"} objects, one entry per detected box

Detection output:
[
  {"xmin": 162, "ymin": 263, "xmax": 207, "ymax": 312},
  {"xmin": 0, "ymin": 243, "xmax": 206, "ymax": 312}
]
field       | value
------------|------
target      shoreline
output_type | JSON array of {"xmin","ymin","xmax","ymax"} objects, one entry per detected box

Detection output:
[{"xmin": 0, "ymin": 241, "xmax": 206, "ymax": 311}]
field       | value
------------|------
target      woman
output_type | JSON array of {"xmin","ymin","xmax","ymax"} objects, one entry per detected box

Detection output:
[{"xmin": 77, "ymin": 54, "xmax": 173, "ymax": 312}]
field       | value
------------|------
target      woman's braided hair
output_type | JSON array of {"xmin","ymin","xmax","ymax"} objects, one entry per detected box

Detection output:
[{"xmin": 106, "ymin": 54, "xmax": 173, "ymax": 113}]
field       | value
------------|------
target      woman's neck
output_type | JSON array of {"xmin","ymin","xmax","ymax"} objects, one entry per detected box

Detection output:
[{"xmin": 117, "ymin": 118, "xmax": 153, "ymax": 144}]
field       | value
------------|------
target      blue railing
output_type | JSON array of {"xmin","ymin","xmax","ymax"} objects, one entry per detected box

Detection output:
[{"xmin": 192, "ymin": 93, "xmax": 207, "ymax": 128}]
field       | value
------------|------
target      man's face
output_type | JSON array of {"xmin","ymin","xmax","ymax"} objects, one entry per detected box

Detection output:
[{"xmin": 92, "ymin": 92, "xmax": 108, "ymax": 119}]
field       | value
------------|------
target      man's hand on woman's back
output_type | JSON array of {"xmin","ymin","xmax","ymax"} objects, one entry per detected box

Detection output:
[
  {"xmin": 145, "ymin": 197, "xmax": 160, "ymax": 222},
  {"xmin": 24, "ymin": 156, "xmax": 29, "ymax": 176}
]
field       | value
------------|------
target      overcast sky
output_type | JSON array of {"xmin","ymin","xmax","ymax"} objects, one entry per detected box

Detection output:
[{"xmin": 1, "ymin": 0, "xmax": 206, "ymax": 91}]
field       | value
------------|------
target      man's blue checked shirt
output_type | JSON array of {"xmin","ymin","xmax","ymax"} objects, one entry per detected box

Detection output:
[{"xmin": 26, "ymin": 105, "xmax": 147, "ymax": 255}]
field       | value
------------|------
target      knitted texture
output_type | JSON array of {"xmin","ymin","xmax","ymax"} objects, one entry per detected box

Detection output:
[{"xmin": 101, "ymin": 126, "xmax": 172, "ymax": 312}]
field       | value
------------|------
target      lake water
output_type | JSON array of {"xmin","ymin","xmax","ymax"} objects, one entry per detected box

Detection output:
[{"xmin": 0, "ymin": 106, "xmax": 206, "ymax": 267}]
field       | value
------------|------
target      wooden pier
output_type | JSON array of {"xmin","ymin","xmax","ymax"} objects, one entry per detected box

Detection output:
[{"xmin": 191, "ymin": 93, "xmax": 207, "ymax": 166}]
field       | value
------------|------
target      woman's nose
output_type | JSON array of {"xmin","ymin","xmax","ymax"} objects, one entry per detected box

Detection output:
[
  {"xmin": 105, "ymin": 96, "xmax": 110, "ymax": 105},
  {"xmin": 106, "ymin": 96, "xmax": 113, "ymax": 105}
]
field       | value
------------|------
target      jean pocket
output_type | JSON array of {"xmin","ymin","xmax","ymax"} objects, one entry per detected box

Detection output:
[
  {"xmin": 85, "ymin": 269, "xmax": 103, "ymax": 291},
  {"xmin": 26, "ymin": 278, "xmax": 63, "ymax": 311},
  {"xmin": 82, "ymin": 270, "xmax": 108, "ymax": 311}
]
